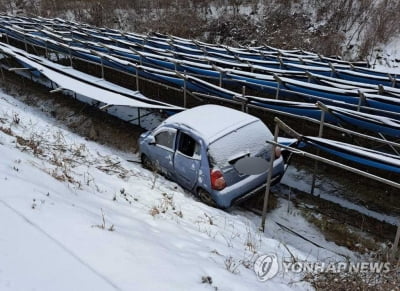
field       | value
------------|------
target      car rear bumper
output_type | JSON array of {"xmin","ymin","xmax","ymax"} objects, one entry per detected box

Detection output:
[{"xmin": 211, "ymin": 157, "xmax": 285, "ymax": 208}]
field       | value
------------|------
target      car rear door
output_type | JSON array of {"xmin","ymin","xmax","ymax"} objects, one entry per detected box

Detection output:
[{"xmin": 173, "ymin": 131, "xmax": 201, "ymax": 190}]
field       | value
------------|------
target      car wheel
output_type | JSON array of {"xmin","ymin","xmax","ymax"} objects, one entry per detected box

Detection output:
[
  {"xmin": 198, "ymin": 188, "xmax": 218, "ymax": 208},
  {"xmin": 141, "ymin": 154, "xmax": 153, "ymax": 170}
]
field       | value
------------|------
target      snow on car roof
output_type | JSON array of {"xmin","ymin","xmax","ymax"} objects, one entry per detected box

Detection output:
[{"xmin": 163, "ymin": 104, "xmax": 259, "ymax": 142}]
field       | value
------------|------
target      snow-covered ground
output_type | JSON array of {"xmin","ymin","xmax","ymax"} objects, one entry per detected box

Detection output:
[
  {"xmin": 0, "ymin": 88, "xmax": 359, "ymax": 290},
  {"xmin": 370, "ymin": 36, "xmax": 400, "ymax": 74}
]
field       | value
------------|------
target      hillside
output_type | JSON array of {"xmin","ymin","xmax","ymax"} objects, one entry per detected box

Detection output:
[
  {"xmin": 0, "ymin": 86, "xmax": 358, "ymax": 290},
  {"xmin": 1, "ymin": 0, "xmax": 399, "ymax": 66}
]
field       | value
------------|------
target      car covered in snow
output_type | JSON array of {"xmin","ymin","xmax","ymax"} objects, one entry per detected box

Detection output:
[{"xmin": 138, "ymin": 105, "xmax": 284, "ymax": 208}]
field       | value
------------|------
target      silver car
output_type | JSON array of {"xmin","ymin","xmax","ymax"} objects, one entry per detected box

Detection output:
[{"xmin": 139, "ymin": 105, "xmax": 284, "ymax": 208}]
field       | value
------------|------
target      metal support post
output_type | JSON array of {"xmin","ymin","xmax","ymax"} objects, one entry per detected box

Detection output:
[
  {"xmin": 310, "ymin": 110, "xmax": 325, "ymax": 196},
  {"xmin": 261, "ymin": 122, "xmax": 280, "ymax": 232}
]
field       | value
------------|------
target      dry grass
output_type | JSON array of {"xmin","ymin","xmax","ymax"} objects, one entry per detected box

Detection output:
[
  {"xmin": 149, "ymin": 193, "xmax": 183, "ymax": 218},
  {"xmin": 305, "ymin": 264, "xmax": 400, "ymax": 291},
  {"xmin": 0, "ymin": 125, "xmax": 13, "ymax": 136},
  {"xmin": 224, "ymin": 256, "xmax": 241, "ymax": 274},
  {"xmin": 16, "ymin": 135, "xmax": 44, "ymax": 156},
  {"xmin": 92, "ymin": 208, "xmax": 115, "ymax": 231},
  {"xmin": 300, "ymin": 202, "xmax": 400, "ymax": 289}
]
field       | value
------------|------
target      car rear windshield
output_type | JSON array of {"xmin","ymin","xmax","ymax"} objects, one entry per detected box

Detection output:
[{"xmin": 208, "ymin": 121, "xmax": 272, "ymax": 167}]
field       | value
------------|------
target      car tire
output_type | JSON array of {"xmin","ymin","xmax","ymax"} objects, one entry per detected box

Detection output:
[
  {"xmin": 198, "ymin": 188, "xmax": 218, "ymax": 208},
  {"xmin": 141, "ymin": 154, "xmax": 153, "ymax": 170}
]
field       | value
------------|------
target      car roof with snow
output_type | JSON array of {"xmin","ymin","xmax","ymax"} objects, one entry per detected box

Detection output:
[{"xmin": 162, "ymin": 104, "xmax": 260, "ymax": 142}]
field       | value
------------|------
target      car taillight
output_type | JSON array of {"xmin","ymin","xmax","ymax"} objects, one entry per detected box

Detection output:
[
  {"xmin": 275, "ymin": 146, "xmax": 282, "ymax": 160},
  {"xmin": 210, "ymin": 169, "xmax": 226, "ymax": 190}
]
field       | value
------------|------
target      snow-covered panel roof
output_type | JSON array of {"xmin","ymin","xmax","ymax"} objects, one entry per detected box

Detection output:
[
  {"xmin": 251, "ymin": 65, "xmax": 304, "ymax": 75},
  {"xmin": 280, "ymin": 77, "xmax": 361, "ymax": 94},
  {"xmin": 328, "ymin": 106, "xmax": 400, "ymax": 128},
  {"xmin": 162, "ymin": 104, "xmax": 259, "ymax": 142},
  {"xmin": 317, "ymin": 79, "xmax": 378, "ymax": 93},
  {"xmin": 0, "ymin": 43, "xmax": 182, "ymax": 111},
  {"xmin": 364, "ymin": 93, "xmax": 400, "ymax": 105},
  {"xmin": 306, "ymin": 137, "xmax": 400, "ymax": 169},
  {"xmin": 225, "ymin": 69, "xmax": 275, "ymax": 81},
  {"xmin": 311, "ymin": 73, "xmax": 400, "ymax": 95},
  {"xmin": 249, "ymin": 97, "xmax": 318, "ymax": 108},
  {"xmin": 103, "ymin": 44, "xmax": 214, "ymax": 70},
  {"xmin": 303, "ymin": 59, "xmax": 351, "ymax": 69},
  {"xmin": 338, "ymin": 69, "xmax": 396, "ymax": 81},
  {"xmin": 286, "ymin": 63, "xmax": 332, "ymax": 72}
]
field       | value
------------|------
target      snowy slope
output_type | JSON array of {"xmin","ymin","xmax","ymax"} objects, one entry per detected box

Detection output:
[
  {"xmin": 371, "ymin": 36, "xmax": 400, "ymax": 74},
  {"xmin": 0, "ymin": 90, "xmax": 354, "ymax": 291}
]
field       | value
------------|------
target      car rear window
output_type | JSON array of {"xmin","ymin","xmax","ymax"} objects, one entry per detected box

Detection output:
[{"xmin": 208, "ymin": 121, "xmax": 272, "ymax": 167}]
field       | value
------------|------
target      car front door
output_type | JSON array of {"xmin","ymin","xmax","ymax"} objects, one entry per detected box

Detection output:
[
  {"xmin": 173, "ymin": 131, "xmax": 202, "ymax": 190},
  {"xmin": 150, "ymin": 127, "xmax": 177, "ymax": 177}
]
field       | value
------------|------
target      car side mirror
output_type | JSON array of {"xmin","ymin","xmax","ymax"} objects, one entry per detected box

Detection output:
[{"xmin": 148, "ymin": 136, "xmax": 156, "ymax": 145}]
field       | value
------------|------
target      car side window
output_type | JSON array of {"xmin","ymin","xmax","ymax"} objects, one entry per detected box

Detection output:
[
  {"xmin": 155, "ymin": 129, "xmax": 176, "ymax": 150},
  {"xmin": 178, "ymin": 132, "xmax": 200, "ymax": 158}
]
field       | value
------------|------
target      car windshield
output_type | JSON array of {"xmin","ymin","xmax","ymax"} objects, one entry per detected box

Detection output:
[{"xmin": 208, "ymin": 121, "xmax": 272, "ymax": 167}]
